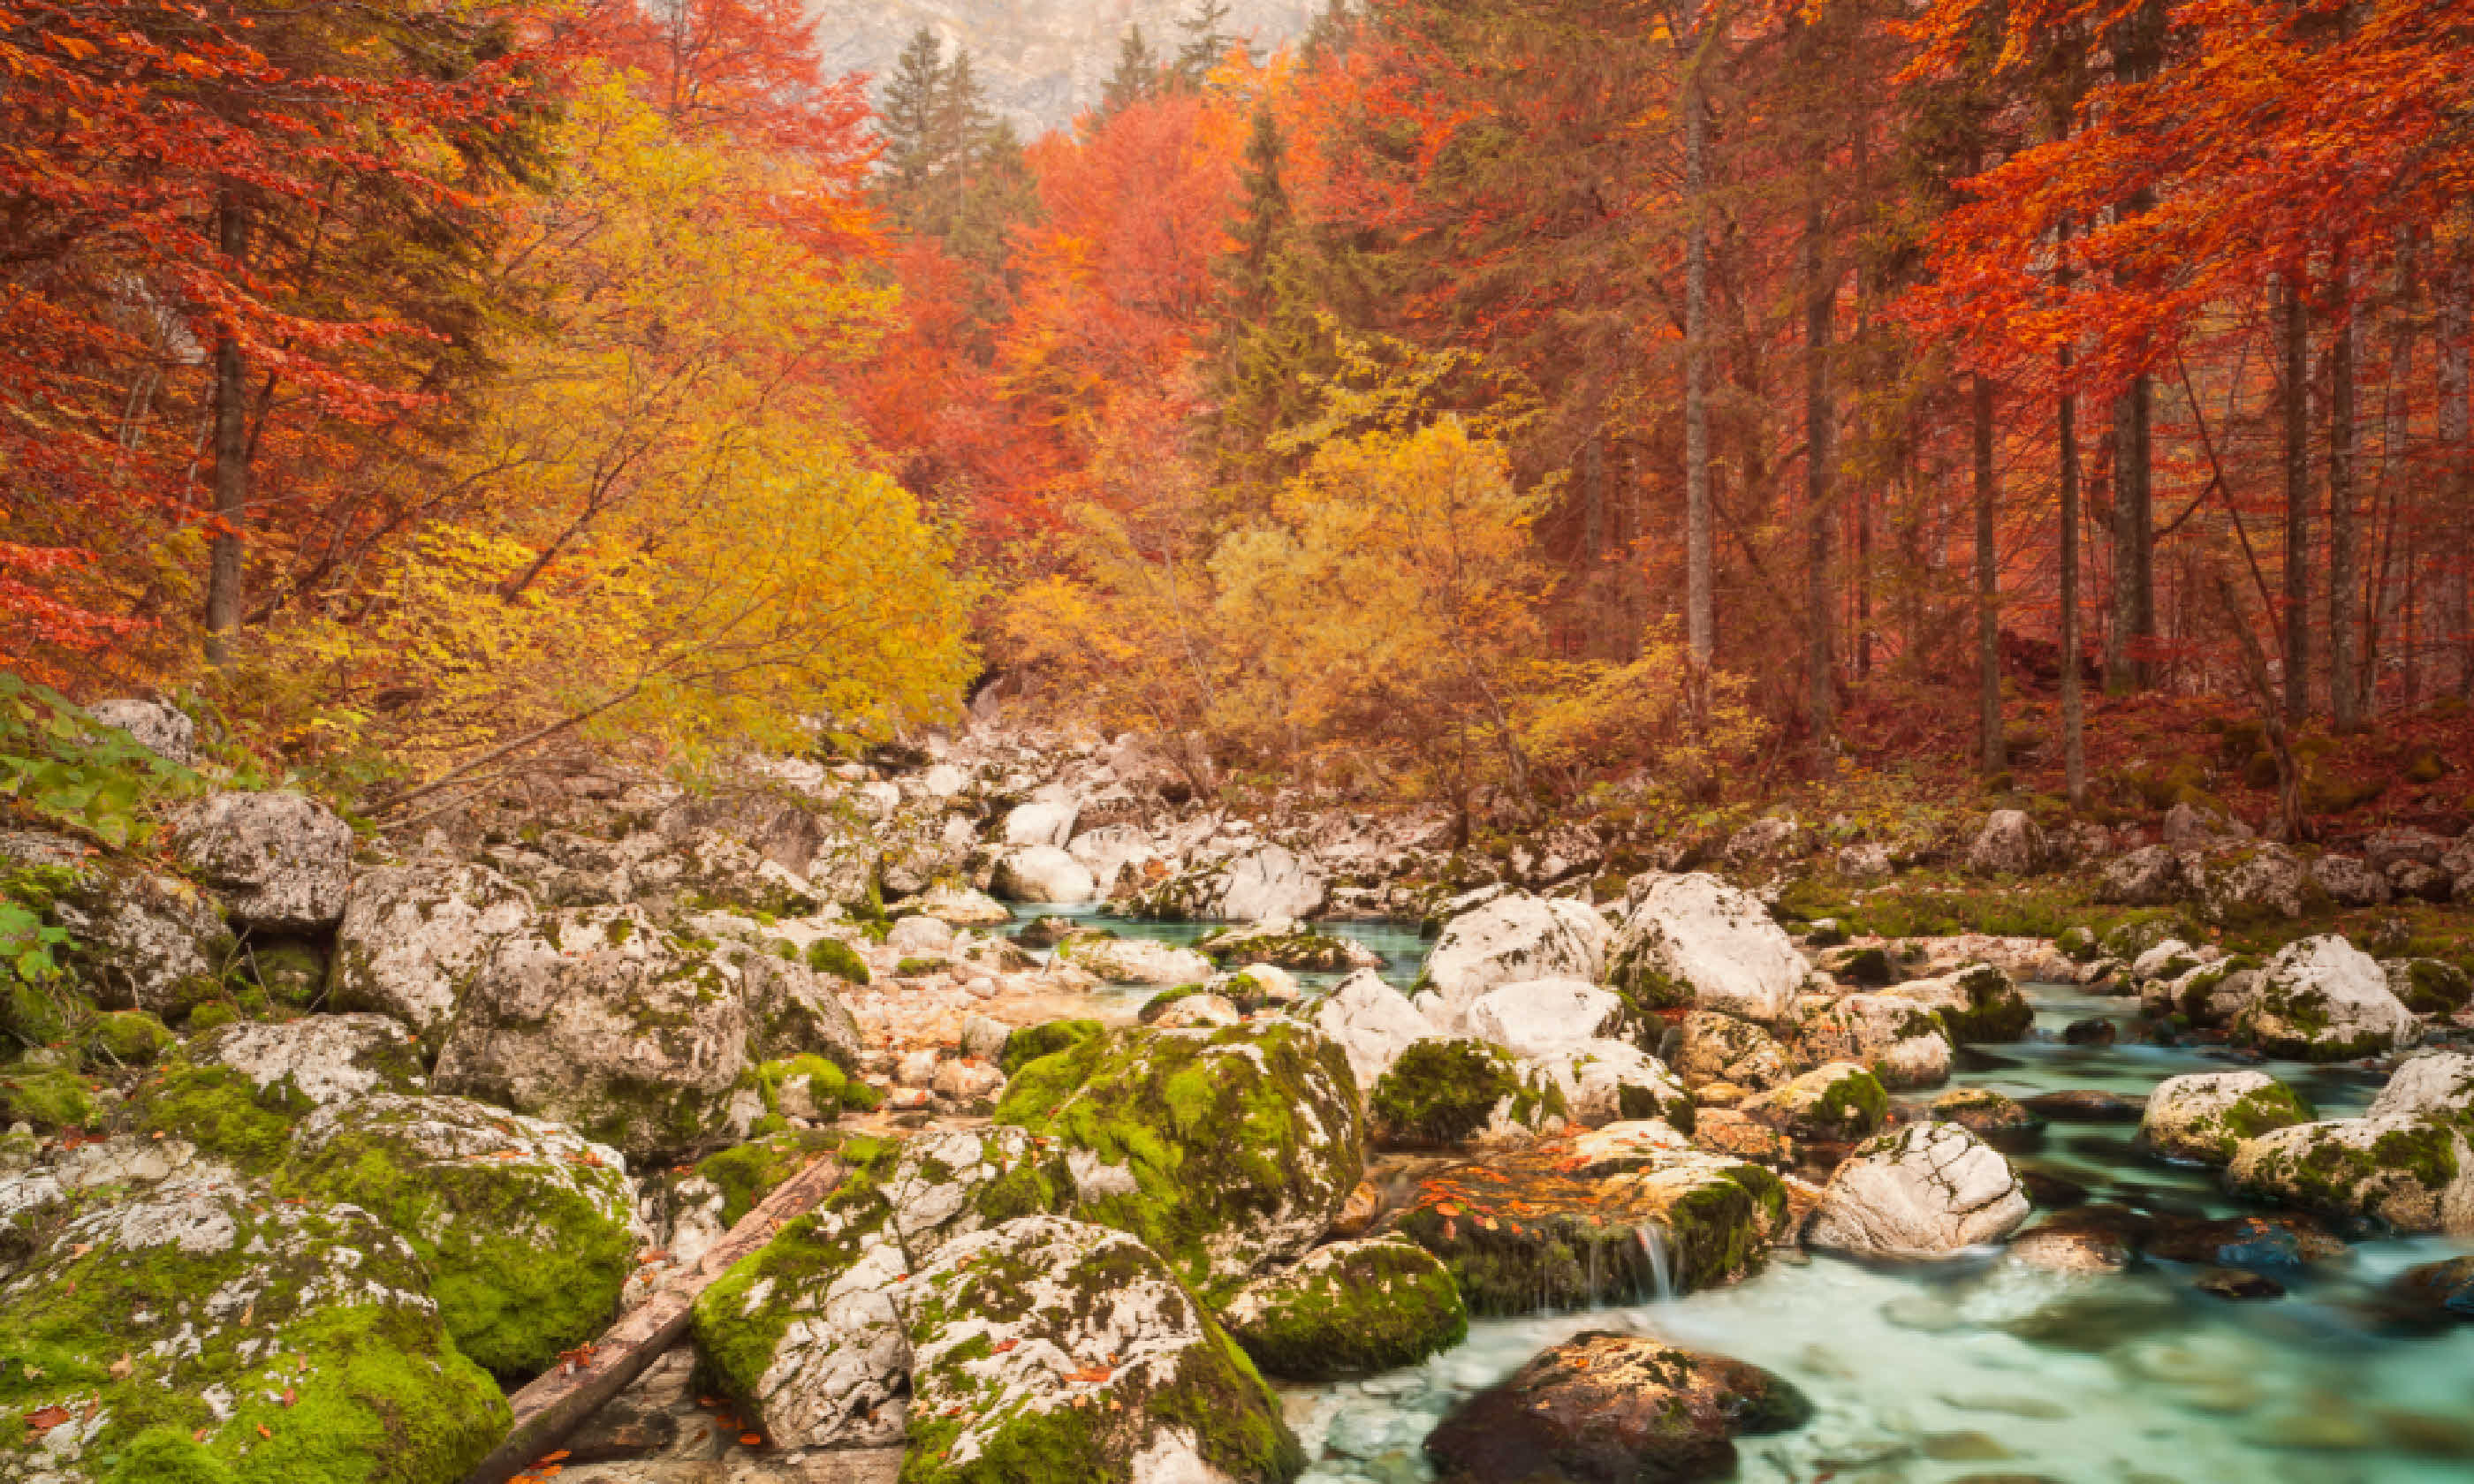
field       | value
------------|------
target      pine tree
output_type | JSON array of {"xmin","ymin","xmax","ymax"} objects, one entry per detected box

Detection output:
[
  {"xmin": 1209, "ymin": 107, "xmax": 1332, "ymax": 479},
  {"xmin": 1175, "ymin": 0, "xmax": 1242, "ymax": 84},
  {"xmin": 1098, "ymin": 26, "xmax": 1160, "ymax": 121},
  {"xmin": 878, "ymin": 27, "xmax": 946, "ymax": 204}
]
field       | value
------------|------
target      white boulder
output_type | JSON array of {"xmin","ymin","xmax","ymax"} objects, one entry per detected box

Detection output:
[
  {"xmin": 1466, "ymin": 977, "xmax": 1625, "ymax": 1057},
  {"xmin": 1416, "ymin": 893, "xmax": 1606, "ymax": 1032},
  {"xmin": 990, "ymin": 844, "xmax": 1097, "ymax": 904},
  {"xmin": 1805, "ymin": 1123, "xmax": 2030, "ymax": 1260},
  {"xmin": 1311, "ymin": 969, "xmax": 1437, "ymax": 1090},
  {"xmin": 172, "ymin": 790, "xmax": 354, "ymax": 931},
  {"xmin": 1605, "ymin": 873, "xmax": 1807, "ymax": 1022}
]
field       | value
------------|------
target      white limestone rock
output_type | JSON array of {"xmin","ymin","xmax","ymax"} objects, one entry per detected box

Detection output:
[
  {"xmin": 1805, "ymin": 1123, "xmax": 2030, "ymax": 1260},
  {"xmin": 1604, "ymin": 873, "xmax": 1807, "ymax": 1022}
]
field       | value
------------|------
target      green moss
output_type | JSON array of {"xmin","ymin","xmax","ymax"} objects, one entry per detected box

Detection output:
[
  {"xmin": 1137, "ymin": 986, "xmax": 1203, "ymax": 1024},
  {"xmin": 998, "ymin": 1018, "xmax": 1104, "ymax": 1077},
  {"xmin": 1222, "ymin": 1241, "xmax": 1466, "ymax": 1381},
  {"xmin": 896, "ymin": 957, "xmax": 943, "ymax": 976},
  {"xmin": 694, "ymin": 1172, "xmax": 892, "ymax": 1405},
  {"xmin": 738, "ymin": 1054, "xmax": 850, "ymax": 1122},
  {"xmin": 696, "ymin": 1127, "xmax": 850, "ymax": 1226},
  {"xmin": 244, "ymin": 939, "xmax": 326, "ymax": 1009},
  {"xmin": 1369, "ymin": 1039, "xmax": 1519, "ymax": 1148},
  {"xmin": 1934, "ymin": 965, "xmax": 2033, "ymax": 1044},
  {"xmin": 130, "ymin": 1064, "xmax": 307, "ymax": 1171},
  {"xmin": 2397, "ymin": 958, "xmax": 2474, "ymax": 1015},
  {"xmin": 0, "ymin": 1192, "xmax": 506, "ymax": 1484},
  {"xmin": 806, "ymin": 937, "xmax": 871, "ymax": 985},
  {"xmin": 1808, "ymin": 1067, "xmax": 1889, "ymax": 1139},
  {"xmin": 91, "ymin": 1009, "xmax": 174, "ymax": 1064},
  {"xmin": 185, "ymin": 1001, "xmax": 242, "ymax": 1034},
  {"xmin": 0, "ymin": 1066, "xmax": 96, "ymax": 1131},
  {"xmin": 992, "ymin": 1023, "xmax": 1363, "ymax": 1300},
  {"xmin": 274, "ymin": 1100, "xmax": 637, "ymax": 1378}
]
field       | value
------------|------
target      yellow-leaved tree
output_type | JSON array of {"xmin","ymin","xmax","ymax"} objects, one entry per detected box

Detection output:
[
  {"xmin": 1210, "ymin": 416, "xmax": 1546, "ymax": 837},
  {"xmin": 236, "ymin": 68, "xmax": 976, "ymax": 797}
]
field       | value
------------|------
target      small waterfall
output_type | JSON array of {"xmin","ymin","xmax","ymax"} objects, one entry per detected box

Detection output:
[{"xmin": 1635, "ymin": 1222, "xmax": 1674, "ymax": 1305}]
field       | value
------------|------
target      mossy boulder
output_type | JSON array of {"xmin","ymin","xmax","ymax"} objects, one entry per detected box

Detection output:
[
  {"xmin": 881, "ymin": 1125, "xmax": 1078, "ymax": 1262},
  {"xmin": 993, "ymin": 1022, "xmax": 1362, "ymax": 1298},
  {"xmin": 1741, "ymin": 1062, "xmax": 1887, "ymax": 1143},
  {"xmin": 899, "ymin": 1214, "xmax": 1303, "ymax": 1484},
  {"xmin": 90, "ymin": 1009, "xmax": 173, "ymax": 1064},
  {"xmin": 2234, "ymin": 935, "xmax": 2418, "ymax": 1062},
  {"xmin": 132, "ymin": 1014, "xmax": 426, "ymax": 1171},
  {"xmin": 2387, "ymin": 958, "xmax": 2474, "ymax": 1017},
  {"xmin": 1603, "ymin": 874, "xmax": 1805, "ymax": 1023},
  {"xmin": 1195, "ymin": 925, "xmax": 1377, "ymax": 974},
  {"xmin": 2140, "ymin": 1070, "xmax": 2316, "ymax": 1165},
  {"xmin": 1217, "ymin": 1237, "xmax": 1466, "ymax": 1382},
  {"xmin": 692, "ymin": 1169, "xmax": 911, "ymax": 1450},
  {"xmin": 2227, "ymin": 1117, "xmax": 2474, "ymax": 1234},
  {"xmin": 38, "ymin": 853, "xmax": 234, "ymax": 1018},
  {"xmin": 242, "ymin": 936, "xmax": 328, "ymax": 1009},
  {"xmin": 329, "ymin": 862, "xmax": 535, "ymax": 1051},
  {"xmin": 275, "ymin": 1093, "xmax": 636, "ymax": 1377},
  {"xmin": 1393, "ymin": 1127, "xmax": 1787, "ymax": 1314},
  {"xmin": 1370, "ymin": 1037, "xmax": 1568, "ymax": 1149},
  {"xmin": 2368, "ymin": 1051, "xmax": 2474, "ymax": 1135},
  {"xmin": 1670, "ymin": 1010, "xmax": 1793, "ymax": 1090},
  {"xmin": 432, "ymin": 904, "xmax": 753, "ymax": 1158},
  {"xmin": 1784, "ymin": 995, "xmax": 1951, "ymax": 1091},
  {"xmin": 697, "ymin": 1126, "xmax": 862, "ymax": 1227},
  {"xmin": 0, "ymin": 1066, "xmax": 99, "ymax": 1132},
  {"xmin": 998, "ymin": 1018, "xmax": 1104, "ymax": 1077},
  {"xmin": 0, "ymin": 1177, "xmax": 506, "ymax": 1484},
  {"xmin": 1882, "ymin": 962, "xmax": 2033, "ymax": 1045},
  {"xmin": 804, "ymin": 935, "xmax": 871, "ymax": 985}
]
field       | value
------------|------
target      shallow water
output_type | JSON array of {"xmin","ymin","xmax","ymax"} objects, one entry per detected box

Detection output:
[{"xmin": 1010, "ymin": 912, "xmax": 2474, "ymax": 1482}]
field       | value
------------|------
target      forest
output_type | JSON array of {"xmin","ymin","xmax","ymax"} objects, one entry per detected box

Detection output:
[{"xmin": 6, "ymin": 0, "xmax": 2469, "ymax": 835}]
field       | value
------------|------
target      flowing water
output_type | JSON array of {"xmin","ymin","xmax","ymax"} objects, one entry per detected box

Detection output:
[{"xmin": 1012, "ymin": 912, "xmax": 2474, "ymax": 1482}]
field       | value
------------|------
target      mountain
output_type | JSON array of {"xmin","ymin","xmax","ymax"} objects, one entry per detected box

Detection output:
[{"xmin": 803, "ymin": 0, "xmax": 1322, "ymax": 134}]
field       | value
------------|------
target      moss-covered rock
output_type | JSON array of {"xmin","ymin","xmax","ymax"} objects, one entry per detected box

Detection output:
[
  {"xmin": 1930, "ymin": 1086, "xmax": 2043, "ymax": 1140},
  {"xmin": 697, "ymin": 1126, "xmax": 865, "ymax": 1227},
  {"xmin": 805, "ymin": 935, "xmax": 871, "ymax": 985},
  {"xmin": 1369, "ymin": 1037, "xmax": 1569, "ymax": 1149},
  {"xmin": 1669, "ymin": 1009, "xmax": 1794, "ymax": 1091},
  {"xmin": 2234, "ymin": 935, "xmax": 2418, "ymax": 1063},
  {"xmin": 1195, "ymin": 926, "xmax": 1378, "ymax": 973},
  {"xmin": 1393, "ymin": 1127, "xmax": 1787, "ymax": 1314},
  {"xmin": 1741, "ymin": 1062, "xmax": 1887, "ymax": 1143},
  {"xmin": 2226, "ymin": 1117, "xmax": 2474, "ymax": 1234},
  {"xmin": 1883, "ymin": 962, "xmax": 2033, "ymax": 1045},
  {"xmin": 0, "ymin": 1177, "xmax": 506, "ymax": 1484},
  {"xmin": 2388, "ymin": 958, "xmax": 2474, "ymax": 1017},
  {"xmin": 90, "ymin": 1008, "xmax": 173, "ymax": 1064},
  {"xmin": 993, "ymin": 1022, "xmax": 1362, "ymax": 1298},
  {"xmin": 0, "ymin": 1066, "xmax": 99, "ymax": 1132},
  {"xmin": 242, "ymin": 936, "xmax": 327, "ymax": 1009},
  {"xmin": 1216, "ymin": 1237, "xmax": 1465, "ymax": 1381},
  {"xmin": 899, "ymin": 1214, "xmax": 1302, "ymax": 1484},
  {"xmin": 998, "ymin": 1018, "xmax": 1104, "ymax": 1077},
  {"xmin": 27, "ymin": 849, "xmax": 235, "ymax": 1019},
  {"xmin": 1784, "ymin": 994, "xmax": 1951, "ymax": 1091},
  {"xmin": 2140, "ymin": 1070, "xmax": 2315, "ymax": 1165},
  {"xmin": 692, "ymin": 1168, "xmax": 911, "ymax": 1450},
  {"xmin": 131, "ymin": 1014, "xmax": 426, "ymax": 1171},
  {"xmin": 275, "ymin": 1093, "xmax": 635, "ymax": 1377}
]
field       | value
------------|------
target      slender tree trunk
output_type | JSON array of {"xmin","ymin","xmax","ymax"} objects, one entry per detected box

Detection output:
[
  {"xmin": 2330, "ymin": 246, "xmax": 2361, "ymax": 731},
  {"xmin": 2283, "ymin": 271, "xmax": 2313, "ymax": 724},
  {"xmin": 1682, "ymin": 12, "xmax": 1713, "ymax": 694},
  {"xmin": 2378, "ymin": 232, "xmax": 2415, "ymax": 711},
  {"xmin": 2058, "ymin": 224, "xmax": 2086, "ymax": 804},
  {"xmin": 1804, "ymin": 193, "xmax": 1833, "ymax": 766},
  {"xmin": 204, "ymin": 190, "xmax": 250, "ymax": 669},
  {"xmin": 1975, "ymin": 374, "xmax": 2000, "ymax": 773},
  {"xmin": 2107, "ymin": 382, "xmax": 2151, "ymax": 691},
  {"xmin": 2443, "ymin": 224, "xmax": 2472, "ymax": 698}
]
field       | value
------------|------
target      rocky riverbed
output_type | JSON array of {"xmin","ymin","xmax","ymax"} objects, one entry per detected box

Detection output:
[{"xmin": 1, "ymin": 700, "xmax": 2470, "ymax": 1483}]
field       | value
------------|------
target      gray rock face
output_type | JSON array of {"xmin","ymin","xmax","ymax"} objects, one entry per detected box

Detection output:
[
  {"xmin": 2189, "ymin": 844, "xmax": 2308, "ymax": 923},
  {"xmin": 172, "ymin": 790, "xmax": 354, "ymax": 931},
  {"xmin": 732, "ymin": 947, "xmax": 863, "ymax": 1066},
  {"xmin": 1965, "ymin": 809, "xmax": 2048, "ymax": 875},
  {"xmin": 46, "ymin": 857, "xmax": 231, "ymax": 1015},
  {"xmin": 1836, "ymin": 842, "xmax": 1893, "ymax": 879},
  {"xmin": 1002, "ymin": 799, "xmax": 1078, "ymax": 848},
  {"xmin": 436, "ymin": 905, "xmax": 751, "ymax": 1155},
  {"xmin": 2368, "ymin": 1051, "xmax": 2474, "ymax": 1127},
  {"xmin": 330, "ymin": 861, "xmax": 535, "ymax": 1044},
  {"xmin": 2162, "ymin": 800, "xmax": 2253, "ymax": 852},
  {"xmin": 1604, "ymin": 872, "xmax": 1806, "ymax": 1022},
  {"xmin": 806, "ymin": 0, "xmax": 1322, "ymax": 133},
  {"xmin": 85, "ymin": 697, "xmax": 194, "ymax": 762},
  {"xmin": 194, "ymin": 1011, "xmax": 428, "ymax": 1111},
  {"xmin": 1806, "ymin": 1122, "xmax": 2030, "ymax": 1259},
  {"xmin": 2311, "ymin": 853, "xmax": 2393, "ymax": 908},
  {"xmin": 1311, "ymin": 968, "xmax": 1436, "ymax": 1089},
  {"xmin": 1415, "ymin": 893, "xmax": 1607, "ymax": 1032},
  {"xmin": 1671, "ymin": 1009, "xmax": 1792, "ymax": 1091},
  {"xmin": 2098, "ymin": 844, "xmax": 2183, "ymax": 905}
]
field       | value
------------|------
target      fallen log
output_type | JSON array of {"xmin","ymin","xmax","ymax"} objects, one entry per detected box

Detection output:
[{"xmin": 460, "ymin": 1154, "xmax": 846, "ymax": 1484}]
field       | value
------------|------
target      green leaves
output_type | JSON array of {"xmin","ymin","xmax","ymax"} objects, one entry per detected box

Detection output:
[{"xmin": 0, "ymin": 676, "xmax": 201, "ymax": 848}]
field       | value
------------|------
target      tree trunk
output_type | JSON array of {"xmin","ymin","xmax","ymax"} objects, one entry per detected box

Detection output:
[
  {"xmin": 2107, "ymin": 380, "xmax": 2151, "ymax": 691},
  {"xmin": 2330, "ymin": 246, "xmax": 2361, "ymax": 731},
  {"xmin": 1975, "ymin": 374, "xmax": 2000, "ymax": 773},
  {"xmin": 2283, "ymin": 271, "xmax": 2312, "ymax": 724},
  {"xmin": 204, "ymin": 190, "xmax": 250, "ymax": 669},
  {"xmin": 1804, "ymin": 193, "xmax": 1833, "ymax": 767},
  {"xmin": 2443, "ymin": 223, "xmax": 2472, "ymax": 699},
  {"xmin": 2376, "ymin": 232, "xmax": 2415, "ymax": 712},
  {"xmin": 1682, "ymin": 14, "xmax": 1713, "ymax": 694},
  {"xmin": 2059, "ymin": 333, "xmax": 2086, "ymax": 804}
]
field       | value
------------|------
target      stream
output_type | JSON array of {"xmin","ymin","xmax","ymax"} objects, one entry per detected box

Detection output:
[{"xmin": 1012, "ymin": 910, "xmax": 2474, "ymax": 1482}]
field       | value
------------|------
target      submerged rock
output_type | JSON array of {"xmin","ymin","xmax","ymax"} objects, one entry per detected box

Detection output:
[
  {"xmin": 1423, "ymin": 1330, "xmax": 1811, "ymax": 1484},
  {"xmin": 1392, "ymin": 1124, "xmax": 1787, "ymax": 1313},
  {"xmin": 993, "ymin": 1021, "xmax": 1362, "ymax": 1297},
  {"xmin": 2234, "ymin": 935, "xmax": 2418, "ymax": 1062},
  {"xmin": 278, "ymin": 1092, "xmax": 636, "ymax": 1375},
  {"xmin": 171, "ymin": 789, "xmax": 355, "ymax": 932},
  {"xmin": 1930, "ymin": 1086, "xmax": 2041, "ymax": 1139},
  {"xmin": 2389, "ymin": 1255, "xmax": 2474, "ymax": 1321},
  {"xmin": 2140, "ymin": 1070, "xmax": 2315, "ymax": 1165},
  {"xmin": 0, "ymin": 1177, "xmax": 506, "ymax": 1484},
  {"xmin": 1805, "ymin": 1123, "xmax": 2031, "ymax": 1260},
  {"xmin": 1217, "ymin": 1237, "xmax": 1466, "ymax": 1381},
  {"xmin": 901, "ymin": 1215, "xmax": 1303, "ymax": 1484},
  {"xmin": 1604, "ymin": 873, "xmax": 1807, "ymax": 1022}
]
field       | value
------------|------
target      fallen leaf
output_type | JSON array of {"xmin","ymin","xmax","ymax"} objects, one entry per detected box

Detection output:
[
  {"xmin": 22, "ymin": 1405, "xmax": 71, "ymax": 1432},
  {"xmin": 739, "ymin": 1432, "xmax": 763, "ymax": 1446},
  {"xmin": 255, "ymin": 1423, "xmax": 271, "ymax": 1439},
  {"xmin": 282, "ymin": 1387, "xmax": 296, "ymax": 1408},
  {"xmin": 108, "ymin": 1352, "xmax": 132, "ymax": 1382}
]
